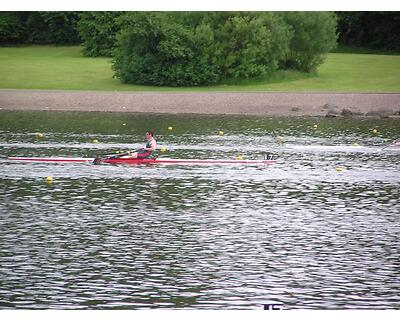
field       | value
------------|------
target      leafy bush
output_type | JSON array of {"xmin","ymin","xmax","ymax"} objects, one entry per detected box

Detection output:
[
  {"xmin": 113, "ymin": 13, "xmax": 219, "ymax": 86},
  {"xmin": 77, "ymin": 12, "xmax": 123, "ymax": 57},
  {"xmin": 112, "ymin": 12, "xmax": 292, "ymax": 86},
  {"xmin": 279, "ymin": 12, "xmax": 338, "ymax": 72},
  {"xmin": 211, "ymin": 12, "xmax": 291, "ymax": 80}
]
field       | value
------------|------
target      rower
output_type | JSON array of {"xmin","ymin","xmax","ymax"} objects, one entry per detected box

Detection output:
[{"xmin": 128, "ymin": 131, "xmax": 157, "ymax": 159}]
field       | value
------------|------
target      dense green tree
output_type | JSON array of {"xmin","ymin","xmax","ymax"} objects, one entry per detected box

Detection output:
[
  {"xmin": 1, "ymin": 12, "xmax": 79, "ymax": 44},
  {"xmin": 336, "ymin": 12, "xmax": 400, "ymax": 51},
  {"xmin": 279, "ymin": 12, "xmax": 338, "ymax": 72},
  {"xmin": 0, "ymin": 12, "xmax": 26, "ymax": 43},
  {"xmin": 3, "ymin": 11, "xmax": 400, "ymax": 53},
  {"xmin": 77, "ymin": 12, "xmax": 123, "ymax": 57},
  {"xmin": 25, "ymin": 12, "xmax": 79, "ymax": 44}
]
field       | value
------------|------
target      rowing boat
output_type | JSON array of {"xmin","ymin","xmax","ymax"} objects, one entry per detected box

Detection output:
[
  {"xmin": 8, "ymin": 156, "xmax": 277, "ymax": 165},
  {"xmin": 101, "ymin": 157, "xmax": 276, "ymax": 165}
]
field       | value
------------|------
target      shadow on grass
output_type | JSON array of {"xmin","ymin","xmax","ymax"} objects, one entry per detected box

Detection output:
[
  {"xmin": 331, "ymin": 46, "xmax": 400, "ymax": 56},
  {"xmin": 210, "ymin": 69, "xmax": 315, "ymax": 88}
]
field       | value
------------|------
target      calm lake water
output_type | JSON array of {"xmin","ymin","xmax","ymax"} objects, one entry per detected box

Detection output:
[{"xmin": 0, "ymin": 110, "xmax": 399, "ymax": 310}]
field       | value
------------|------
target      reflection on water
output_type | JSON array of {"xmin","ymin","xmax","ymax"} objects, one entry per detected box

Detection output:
[{"xmin": 0, "ymin": 111, "xmax": 400, "ymax": 309}]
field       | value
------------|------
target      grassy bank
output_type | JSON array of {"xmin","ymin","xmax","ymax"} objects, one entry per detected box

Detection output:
[{"xmin": 0, "ymin": 45, "xmax": 399, "ymax": 92}]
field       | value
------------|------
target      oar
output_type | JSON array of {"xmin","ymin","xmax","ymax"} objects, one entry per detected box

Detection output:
[
  {"xmin": 93, "ymin": 145, "xmax": 150, "ymax": 164},
  {"xmin": 93, "ymin": 150, "xmax": 131, "ymax": 164},
  {"xmin": 107, "ymin": 152, "xmax": 131, "ymax": 159}
]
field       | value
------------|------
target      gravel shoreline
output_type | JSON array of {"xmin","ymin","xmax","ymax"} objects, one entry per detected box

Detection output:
[{"xmin": 1, "ymin": 89, "xmax": 400, "ymax": 117}]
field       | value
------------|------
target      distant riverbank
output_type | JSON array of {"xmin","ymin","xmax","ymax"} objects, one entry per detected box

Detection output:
[{"xmin": 1, "ymin": 89, "xmax": 400, "ymax": 117}]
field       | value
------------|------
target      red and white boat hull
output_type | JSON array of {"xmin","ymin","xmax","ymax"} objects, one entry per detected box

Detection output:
[{"xmin": 8, "ymin": 156, "xmax": 276, "ymax": 165}]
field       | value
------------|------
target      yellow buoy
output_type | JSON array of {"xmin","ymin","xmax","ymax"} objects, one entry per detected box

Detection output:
[
  {"xmin": 46, "ymin": 176, "xmax": 53, "ymax": 183},
  {"xmin": 236, "ymin": 155, "xmax": 243, "ymax": 160},
  {"xmin": 160, "ymin": 147, "xmax": 167, "ymax": 153},
  {"xmin": 37, "ymin": 133, "xmax": 44, "ymax": 138},
  {"xmin": 92, "ymin": 139, "xmax": 99, "ymax": 143},
  {"xmin": 122, "ymin": 123, "xmax": 126, "ymax": 126},
  {"xmin": 277, "ymin": 136, "xmax": 284, "ymax": 143},
  {"xmin": 313, "ymin": 124, "xmax": 318, "ymax": 129},
  {"xmin": 218, "ymin": 130, "xmax": 224, "ymax": 136},
  {"xmin": 336, "ymin": 167, "xmax": 344, "ymax": 172},
  {"xmin": 372, "ymin": 128, "xmax": 378, "ymax": 134},
  {"xmin": 168, "ymin": 126, "xmax": 173, "ymax": 131},
  {"xmin": 352, "ymin": 143, "xmax": 360, "ymax": 147}
]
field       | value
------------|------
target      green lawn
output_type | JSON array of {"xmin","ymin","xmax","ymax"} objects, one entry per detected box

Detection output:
[{"xmin": 0, "ymin": 45, "xmax": 399, "ymax": 92}]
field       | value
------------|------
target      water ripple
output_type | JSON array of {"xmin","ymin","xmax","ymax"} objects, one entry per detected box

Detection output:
[{"xmin": 1, "ymin": 113, "xmax": 400, "ymax": 309}]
